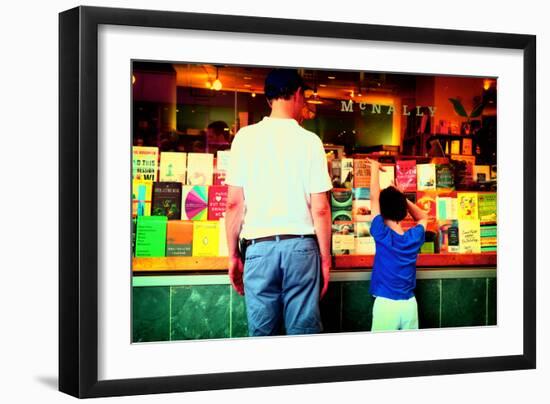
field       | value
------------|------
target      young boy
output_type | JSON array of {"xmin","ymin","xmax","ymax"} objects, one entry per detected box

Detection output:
[{"xmin": 367, "ymin": 158, "xmax": 428, "ymax": 331}]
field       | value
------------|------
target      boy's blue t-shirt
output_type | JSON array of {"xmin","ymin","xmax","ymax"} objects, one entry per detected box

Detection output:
[{"xmin": 369, "ymin": 214, "xmax": 425, "ymax": 300}]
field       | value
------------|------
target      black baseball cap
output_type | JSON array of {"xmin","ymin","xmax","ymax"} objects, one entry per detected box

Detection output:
[{"xmin": 264, "ymin": 68, "xmax": 312, "ymax": 101}]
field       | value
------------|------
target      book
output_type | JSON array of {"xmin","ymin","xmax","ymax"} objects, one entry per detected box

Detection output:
[
  {"xmin": 352, "ymin": 188, "xmax": 371, "ymax": 222},
  {"xmin": 474, "ymin": 165, "xmax": 491, "ymax": 183},
  {"xmin": 416, "ymin": 164, "xmax": 436, "ymax": 190},
  {"xmin": 330, "ymin": 159, "xmax": 342, "ymax": 188},
  {"xmin": 435, "ymin": 164, "xmax": 455, "ymax": 189},
  {"xmin": 159, "ymin": 152, "xmax": 187, "ymax": 183},
  {"xmin": 354, "ymin": 237, "xmax": 375, "ymax": 255},
  {"xmin": 132, "ymin": 218, "xmax": 136, "ymax": 256},
  {"xmin": 478, "ymin": 193, "xmax": 497, "ymax": 223},
  {"xmin": 216, "ymin": 150, "xmax": 232, "ymax": 172},
  {"xmin": 341, "ymin": 158, "xmax": 354, "ymax": 189},
  {"xmin": 132, "ymin": 146, "xmax": 159, "ymax": 181},
  {"xmin": 379, "ymin": 164, "xmax": 395, "ymax": 190},
  {"xmin": 207, "ymin": 185, "xmax": 228, "ymax": 220},
  {"xmin": 416, "ymin": 190, "xmax": 437, "ymax": 218},
  {"xmin": 451, "ymin": 154, "xmax": 476, "ymax": 189},
  {"xmin": 132, "ymin": 179, "xmax": 153, "ymax": 217},
  {"xmin": 332, "ymin": 221, "xmax": 355, "ymax": 255},
  {"xmin": 331, "ymin": 189, "xmax": 353, "ymax": 211},
  {"xmin": 192, "ymin": 221, "xmax": 220, "ymax": 257},
  {"xmin": 218, "ymin": 218, "xmax": 229, "ymax": 257},
  {"xmin": 331, "ymin": 210, "xmax": 353, "ymax": 223},
  {"xmin": 396, "ymin": 160, "xmax": 417, "ymax": 192},
  {"xmin": 135, "ymin": 215, "xmax": 167, "ymax": 257},
  {"xmin": 436, "ymin": 196, "xmax": 458, "ymax": 220},
  {"xmin": 462, "ymin": 137, "xmax": 473, "ymax": 155},
  {"xmin": 355, "ymin": 221, "xmax": 372, "ymax": 238},
  {"xmin": 457, "ymin": 192, "xmax": 479, "ymax": 220},
  {"xmin": 151, "ymin": 182, "xmax": 182, "ymax": 220},
  {"xmin": 166, "ymin": 220, "xmax": 193, "ymax": 256},
  {"xmin": 459, "ymin": 219, "xmax": 481, "ymax": 253},
  {"xmin": 420, "ymin": 242, "xmax": 435, "ymax": 253},
  {"xmin": 181, "ymin": 185, "xmax": 208, "ymax": 220},
  {"xmin": 450, "ymin": 139, "xmax": 461, "ymax": 155},
  {"xmin": 438, "ymin": 220, "xmax": 457, "ymax": 253},
  {"xmin": 186, "ymin": 153, "xmax": 214, "ymax": 186},
  {"xmin": 353, "ymin": 158, "xmax": 370, "ymax": 188}
]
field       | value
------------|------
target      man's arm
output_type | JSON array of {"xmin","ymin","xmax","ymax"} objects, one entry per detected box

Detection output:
[
  {"xmin": 406, "ymin": 199, "xmax": 428, "ymax": 230},
  {"xmin": 310, "ymin": 191, "xmax": 332, "ymax": 299},
  {"xmin": 225, "ymin": 185, "xmax": 245, "ymax": 295},
  {"xmin": 367, "ymin": 158, "xmax": 384, "ymax": 216}
]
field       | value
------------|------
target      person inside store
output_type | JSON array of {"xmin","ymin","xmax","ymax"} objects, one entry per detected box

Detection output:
[
  {"xmin": 205, "ymin": 120, "xmax": 231, "ymax": 154},
  {"xmin": 224, "ymin": 68, "xmax": 333, "ymax": 336},
  {"xmin": 367, "ymin": 157, "xmax": 428, "ymax": 331}
]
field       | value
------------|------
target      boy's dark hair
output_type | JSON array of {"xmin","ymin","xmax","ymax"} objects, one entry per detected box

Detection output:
[
  {"xmin": 379, "ymin": 186, "xmax": 408, "ymax": 222},
  {"xmin": 264, "ymin": 69, "xmax": 311, "ymax": 101}
]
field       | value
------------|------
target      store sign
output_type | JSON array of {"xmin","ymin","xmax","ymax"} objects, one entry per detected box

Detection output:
[{"xmin": 340, "ymin": 100, "xmax": 437, "ymax": 116}]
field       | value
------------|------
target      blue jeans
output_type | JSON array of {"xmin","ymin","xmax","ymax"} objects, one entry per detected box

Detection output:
[{"xmin": 243, "ymin": 236, "xmax": 322, "ymax": 336}]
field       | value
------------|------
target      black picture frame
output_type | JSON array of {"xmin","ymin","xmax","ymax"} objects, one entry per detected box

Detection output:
[{"xmin": 59, "ymin": 5, "xmax": 536, "ymax": 398}]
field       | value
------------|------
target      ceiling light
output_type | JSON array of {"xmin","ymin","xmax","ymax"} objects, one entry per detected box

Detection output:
[
  {"xmin": 212, "ymin": 67, "xmax": 222, "ymax": 91},
  {"xmin": 328, "ymin": 76, "xmax": 336, "ymax": 80}
]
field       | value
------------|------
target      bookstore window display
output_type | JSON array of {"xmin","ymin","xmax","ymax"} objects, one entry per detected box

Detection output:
[{"xmin": 131, "ymin": 61, "xmax": 497, "ymax": 341}]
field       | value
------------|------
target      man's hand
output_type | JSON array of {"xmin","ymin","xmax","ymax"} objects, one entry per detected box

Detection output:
[
  {"xmin": 228, "ymin": 256, "xmax": 244, "ymax": 295},
  {"xmin": 365, "ymin": 157, "xmax": 386, "ymax": 172},
  {"xmin": 320, "ymin": 255, "xmax": 332, "ymax": 300}
]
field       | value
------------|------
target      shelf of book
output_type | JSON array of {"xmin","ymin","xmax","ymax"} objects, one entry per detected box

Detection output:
[{"xmin": 132, "ymin": 252, "xmax": 496, "ymax": 272}]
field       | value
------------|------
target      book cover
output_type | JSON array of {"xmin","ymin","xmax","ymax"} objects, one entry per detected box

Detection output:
[
  {"xmin": 192, "ymin": 221, "xmax": 220, "ymax": 257},
  {"xmin": 151, "ymin": 182, "xmax": 182, "ymax": 220},
  {"xmin": 416, "ymin": 190, "xmax": 437, "ymax": 218},
  {"xmin": 207, "ymin": 185, "xmax": 228, "ymax": 220},
  {"xmin": 132, "ymin": 179, "xmax": 153, "ymax": 217},
  {"xmin": 181, "ymin": 185, "xmax": 209, "ymax": 220},
  {"xmin": 379, "ymin": 164, "xmax": 395, "ymax": 190},
  {"xmin": 132, "ymin": 146, "xmax": 159, "ymax": 181},
  {"xmin": 330, "ymin": 159, "xmax": 342, "ymax": 188},
  {"xmin": 331, "ymin": 210, "xmax": 353, "ymax": 223},
  {"xmin": 459, "ymin": 219, "xmax": 481, "ymax": 253},
  {"xmin": 159, "ymin": 152, "xmax": 187, "ymax": 183},
  {"xmin": 135, "ymin": 215, "xmax": 167, "ymax": 257},
  {"xmin": 331, "ymin": 189, "xmax": 353, "ymax": 210},
  {"xmin": 436, "ymin": 164, "xmax": 455, "ymax": 189},
  {"xmin": 352, "ymin": 200, "xmax": 372, "ymax": 222},
  {"xmin": 396, "ymin": 160, "xmax": 417, "ymax": 192},
  {"xmin": 436, "ymin": 196, "xmax": 458, "ymax": 220},
  {"xmin": 356, "ymin": 221, "xmax": 372, "ymax": 238},
  {"xmin": 416, "ymin": 164, "xmax": 436, "ymax": 190},
  {"xmin": 166, "ymin": 220, "xmax": 193, "ymax": 256},
  {"xmin": 451, "ymin": 154, "xmax": 476, "ymax": 189},
  {"xmin": 218, "ymin": 218, "xmax": 229, "ymax": 257},
  {"xmin": 457, "ymin": 192, "xmax": 479, "ymax": 220},
  {"xmin": 354, "ymin": 237, "xmax": 375, "ymax": 255},
  {"xmin": 216, "ymin": 150, "xmax": 232, "ymax": 172},
  {"xmin": 132, "ymin": 218, "xmax": 136, "ymax": 256},
  {"xmin": 474, "ymin": 165, "xmax": 491, "ymax": 183},
  {"xmin": 352, "ymin": 187, "xmax": 370, "ymax": 200},
  {"xmin": 186, "ymin": 153, "xmax": 214, "ymax": 186},
  {"xmin": 450, "ymin": 139, "xmax": 461, "ymax": 155},
  {"xmin": 438, "ymin": 220, "xmax": 460, "ymax": 253},
  {"xmin": 478, "ymin": 192, "xmax": 497, "ymax": 223},
  {"xmin": 461, "ymin": 137, "xmax": 473, "ymax": 155},
  {"xmin": 420, "ymin": 241, "xmax": 435, "ymax": 253},
  {"xmin": 332, "ymin": 221, "xmax": 355, "ymax": 255},
  {"xmin": 353, "ymin": 159, "xmax": 370, "ymax": 188},
  {"xmin": 341, "ymin": 158, "xmax": 354, "ymax": 189}
]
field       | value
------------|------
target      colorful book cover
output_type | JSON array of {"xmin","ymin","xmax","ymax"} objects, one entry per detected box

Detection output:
[
  {"xmin": 166, "ymin": 220, "xmax": 193, "ymax": 256},
  {"xmin": 218, "ymin": 218, "xmax": 229, "ymax": 257},
  {"xmin": 132, "ymin": 179, "xmax": 153, "ymax": 217},
  {"xmin": 132, "ymin": 146, "xmax": 159, "ymax": 181},
  {"xmin": 420, "ymin": 242, "xmax": 435, "ymax": 253},
  {"xmin": 151, "ymin": 182, "xmax": 182, "ymax": 220},
  {"xmin": 135, "ymin": 215, "xmax": 167, "ymax": 257},
  {"xmin": 459, "ymin": 219, "xmax": 481, "ymax": 253},
  {"xmin": 331, "ymin": 210, "xmax": 353, "ymax": 223},
  {"xmin": 332, "ymin": 221, "xmax": 355, "ymax": 255},
  {"xmin": 416, "ymin": 190, "xmax": 437, "ymax": 218},
  {"xmin": 451, "ymin": 154, "xmax": 476, "ymax": 189},
  {"xmin": 436, "ymin": 196, "xmax": 458, "ymax": 220},
  {"xmin": 356, "ymin": 221, "xmax": 372, "ymax": 237},
  {"xmin": 341, "ymin": 158, "xmax": 354, "ymax": 189},
  {"xmin": 186, "ymin": 153, "xmax": 214, "ymax": 186},
  {"xmin": 474, "ymin": 165, "xmax": 491, "ymax": 183},
  {"xmin": 159, "ymin": 152, "xmax": 187, "ymax": 183},
  {"xmin": 379, "ymin": 164, "xmax": 395, "ymax": 190},
  {"xmin": 132, "ymin": 218, "xmax": 136, "ymax": 256},
  {"xmin": 450, "ymin": 140, "xmax": 461, "ymax": 155},
  {"xmin": 353, "ymin": 159, "xmax": 370, "ymax": 188},
  {"xmin": 436, "ymin": 164, "xmax": 455, "ymax": 189},
  {"xmin": 207, "ymin": 185, "xmax": 228, "ymax": 220},
  {"xmin": 438, "ymin": 220, "xmax": 460, "ymax": 253},
  {"xmin": 331, "ymin": 189, "xmax": 353, "ymax": 211},
  {"xmin": 478, "ymin": 192, "xmax": 497, "ymax": 223},
  {"xmin": 416, "ymin": 164, "xmax": 436, "ymax": 190},
  {"xmin": 354, "ymin": 237, "xmax": 375, "ymax": 255},
  {"xmin": 192, "ymin": 221, "xmax": 220, "ymax": 257},
  {"xmin": 352, "ymin": 200, "xmax": 372, "ymax": 222},
  {"xmin": 181, "ymin": 185, "xmax": 208, "ymax": 220},
  {"xmin": 213, "ymin": 171, "xmax": 227, "ymax": 186},
  {"xmin": 330, "ymin": 159, "xmax": 342, "ymax": 188},
  {"xmin": 396, "ymin": 160, "xmax": 417, "ymax": 192},
  {"xmin": 457, "ymin": 192, "xmax": 479, "ymax": 220},
  {"xmin": 352, "ymin": 187, "xmax": 370, "ymax": 201},
  {"xmin": 461, "ymin": 137, "xmax": 473, "ymax": 155}
]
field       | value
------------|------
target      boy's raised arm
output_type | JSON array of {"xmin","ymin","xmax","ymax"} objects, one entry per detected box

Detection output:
[{"xmin": 367, "ymin": 157, "xmax": 384, "ymax": 216}]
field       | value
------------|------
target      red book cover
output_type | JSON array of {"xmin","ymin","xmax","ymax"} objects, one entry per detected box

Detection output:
[
  {"xmin": 396, "ymin": 160, "xmax": 417, "ymax": 192},
  {"xmin": 213, "ymin": 171, "xmax": 226, "ymax": 186},
  {"xmin": 207, "ymin": 185, "xmax": 228, "ymax": 220},
  {"xmin": 416, "ymin": 190, "xmax": 437, "ymax": 219}
]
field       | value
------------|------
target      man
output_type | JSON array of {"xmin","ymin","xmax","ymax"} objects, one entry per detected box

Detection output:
[{"xmin": 224, "ymin": 68, "xmax": 333, "ymax": 336}]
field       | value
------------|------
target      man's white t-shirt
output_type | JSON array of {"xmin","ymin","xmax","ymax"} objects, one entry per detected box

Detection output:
[{"xmin": 225, "ymin": 116, "xmax": 333, "ymax": 239}]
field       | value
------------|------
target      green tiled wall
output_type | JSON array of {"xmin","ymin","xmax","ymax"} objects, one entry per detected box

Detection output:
[{"xmin": 132, "ymin": 277, "xmax": 497, "ymax": 342}]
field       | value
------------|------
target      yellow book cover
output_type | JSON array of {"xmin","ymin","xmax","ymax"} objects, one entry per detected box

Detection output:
[
  {"xmin": 457, "ymin": 192, "xmax": 479, "ymax": 220},
  {"xmin": 160, "ymin": 152, "xmax": 187, "ymax": 183},
  {"xmin": 459, "ymin": 219, "xmax": 481, "ymax": 253},
  {"xmin": 192, "ymin": 221, "xmax": 219, "ymax": 257},
  {"xmin": 379, "ymin": 164, "xmax": 395, "ymax": 190},
  {"xmin": 132, "ymin": 146, "xmax": 159, "ymax": 181},
  {"xmin": 132, "ymin": 179, "xmax": 153, "ymax": 217}
]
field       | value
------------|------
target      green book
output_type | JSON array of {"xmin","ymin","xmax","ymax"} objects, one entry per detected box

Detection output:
[
  {"xmin": 478, "ymin": 193, "xmax": 497, "ymax": 223},
  {"xmin": 420, "ymin": 241, "xmax": 435, "ymax": 254},
  {"xmin": 436, "ymin": 164, "xmax": 455, "ymax": 189},
  {"xmin": 135, "ymin": 216, "xmax": 168, "ymax": 257}
]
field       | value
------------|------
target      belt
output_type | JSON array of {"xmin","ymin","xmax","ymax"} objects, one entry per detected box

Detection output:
[{"xmin": 245, "ymin": 234, "xmax": 316, "ymax": 247}]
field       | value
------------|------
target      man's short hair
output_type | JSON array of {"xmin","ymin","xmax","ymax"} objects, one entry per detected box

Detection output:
[
  {"xmin": 380, "ymin": 186, "xmax": 408, "ymax": 222},
  {"xmin": 264, "ymin": 68, "xmax": 311, "ymax": 101}
]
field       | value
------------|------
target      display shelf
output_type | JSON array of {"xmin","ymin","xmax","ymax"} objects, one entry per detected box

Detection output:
[
  {"xmin": 334, "ymin": 252, "xmax": 496, "ymax": 269},
  {"xmin": 133, "ymin": 252, "xmax": 496, "ymax": 272}
]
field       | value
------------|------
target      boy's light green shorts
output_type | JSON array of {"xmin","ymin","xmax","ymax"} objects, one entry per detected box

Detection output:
[{"xmin": 371, "ymin": 295, "xmax": 419, "ymax": 331}]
